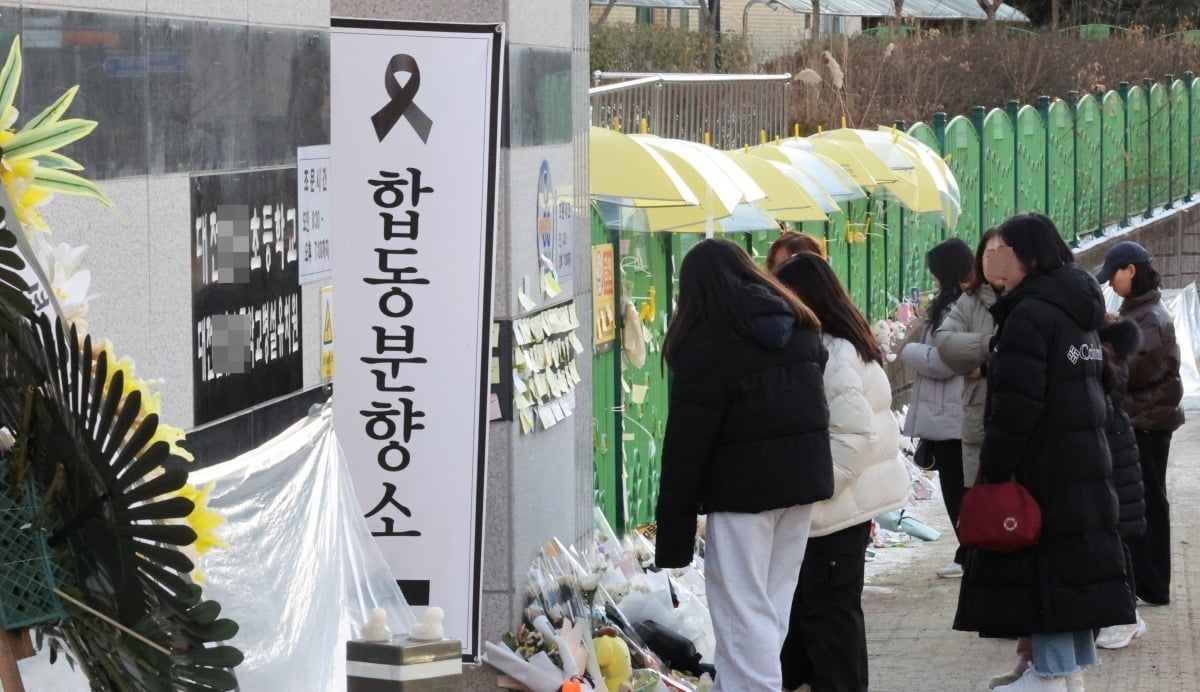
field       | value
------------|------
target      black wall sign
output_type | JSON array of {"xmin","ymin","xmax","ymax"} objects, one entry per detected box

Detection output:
[{"xmin": 191, "ymin": 168, "xmax": 303, "ymax": 425}]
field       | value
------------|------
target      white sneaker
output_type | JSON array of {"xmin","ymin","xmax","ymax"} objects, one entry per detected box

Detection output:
[
  {"xmin": 1095, "ymin": 622, "xmax": 1140, "ymax": 649},
  {"xmin": 1066, "ymin": 671, "xmax": 1084, "ymax": 692},
  {"xmin": 935, "ymin": 561, "xmax": 963, "ymax": 578},
  {"xmin": 994, "ymin": 668, "xmax": 1068, "ymax": 691},
  {"xmin": 1134, "ymin": 609, "xmax": 1147, "ymax": 638}
]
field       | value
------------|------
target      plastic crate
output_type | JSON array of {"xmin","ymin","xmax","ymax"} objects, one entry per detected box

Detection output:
[{"xmin": 0, "ymin": 467, "xmax": 65, "ymax": 630}]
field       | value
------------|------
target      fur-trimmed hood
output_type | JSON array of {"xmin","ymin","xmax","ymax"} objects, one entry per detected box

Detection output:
[{"xmin": 1099, "ymin": 319, "xmax": 1141, "ymax": 361}]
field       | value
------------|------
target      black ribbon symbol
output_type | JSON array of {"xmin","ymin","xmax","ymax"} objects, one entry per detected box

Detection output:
[{"xmin": 371, "ymin": 54, "xmax": 433, "ymax": 143}]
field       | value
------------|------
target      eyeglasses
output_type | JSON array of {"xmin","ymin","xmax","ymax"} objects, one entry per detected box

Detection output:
[{"xmin": 983, "ymin": 244, "xmax": 1013, "ymax": 258}]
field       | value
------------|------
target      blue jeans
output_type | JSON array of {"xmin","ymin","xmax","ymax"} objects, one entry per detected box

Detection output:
[{"xmin": 1031, "ymin": 631, "xmax": 1097, "ymax": 676}]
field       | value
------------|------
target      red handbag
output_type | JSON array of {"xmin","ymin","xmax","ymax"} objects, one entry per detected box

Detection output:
[{"xmin": 957, "ymin": 479, "xmax": 1042, "ymax": 552}]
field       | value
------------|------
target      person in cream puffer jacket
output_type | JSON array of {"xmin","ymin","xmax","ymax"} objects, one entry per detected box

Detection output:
[
  {"xmin": 809, "ymin": 335, "xmax": 910, "ymax": 537},
  {"xmin": 774, "ymin": 252, "xmax": 910, "ymax": 692}
]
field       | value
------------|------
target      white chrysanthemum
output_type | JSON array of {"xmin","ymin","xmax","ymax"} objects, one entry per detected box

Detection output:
[{"xmin": 33, "ymin": 236, "xmax": 97, "ymax": 333}]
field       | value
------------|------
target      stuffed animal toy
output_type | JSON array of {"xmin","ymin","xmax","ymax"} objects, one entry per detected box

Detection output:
[{"xmin": 592, "ymin": 626, "xmax": 633, "ymax": 692}]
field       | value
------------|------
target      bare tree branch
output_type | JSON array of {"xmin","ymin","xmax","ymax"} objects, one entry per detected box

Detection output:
[{"xmin": 592, "ymin": 0, "xmax": 619, "ymax": 29}]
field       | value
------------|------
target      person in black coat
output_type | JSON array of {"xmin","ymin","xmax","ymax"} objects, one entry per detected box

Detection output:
[
  {"xmin": 953, "ymin": 214, "xmax": 1134, "ymax": 692},
  {"xmin": 1094, "ymin": 318, "xmax": 1148, "ymax": 650},
  {"xmin": 655, "ymin": 238, "xmax": 831, "ymax": 692}
]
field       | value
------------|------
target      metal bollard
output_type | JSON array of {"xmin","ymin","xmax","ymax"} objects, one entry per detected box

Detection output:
[{"xmin": 346, "ymin": 637, "xmax": 462, "ymax": 692}]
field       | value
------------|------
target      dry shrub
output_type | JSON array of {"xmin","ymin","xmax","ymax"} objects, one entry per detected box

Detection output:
[
  {"xmin": 761, "ymin": 31, "xmax": 1200, "ymax": 133},
  {"xmin": 591, "ymin": 23, "xmax": 756, "ymax": 74}
]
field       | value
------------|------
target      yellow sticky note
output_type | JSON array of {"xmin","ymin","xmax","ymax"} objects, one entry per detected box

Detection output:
[
  {"xmin": 543, "ymin": 272, "xmax": 562, "ymax": 298},
  {"xmin": 491, "ymin": 322, "xmax": 500, "ymax": 347},
  {"xmin": 518, "ymin": 290, "xmax": 537, "ymax": 311},
  {"xmin": 569, "ymin": 332, "xmax": 584, "ymax": 355},
  {"xmin": 537, "ymin": 405, "xmax": 556, "ymax": 429},
  {"xmin": 631, "ymin": 384, "xmax": 648, "ymax": 405},
  {"xmin": 519, "ymin": 409, "xmax": 534, "ymax": 433}
]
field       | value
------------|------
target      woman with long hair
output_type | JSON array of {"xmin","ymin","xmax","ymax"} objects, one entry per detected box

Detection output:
[
  {"xmin": 1094, "ymin": 240, "xmax": 1183, "ymax": 608},
  {"xmin": 765, "ymin": 230, "xmax": 826, "ymax": 270},
  {"xmin": 656, "ymin": 238, "xmax": 831, "ymax": 691},
  {"xmin": 901, "ymin": 237, "xmax": 974, "ymax": 578},
  {"xmin": 932, "ymin": 228, "xmax": 1000, "ymax": 500},
  {"xmin": 774, "ymin": 252, "xmax": 910, "ymax": 692},
  {"xmin": 954, "ymin": 213, "xmax": 1133, "ymax": 691}
]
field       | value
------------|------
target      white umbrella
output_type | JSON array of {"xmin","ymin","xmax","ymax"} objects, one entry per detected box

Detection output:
[{"xmin": 746, "ymin": 144, "xmax": 866, "ymax": 203}]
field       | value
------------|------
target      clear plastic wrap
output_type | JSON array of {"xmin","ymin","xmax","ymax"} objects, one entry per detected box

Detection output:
[{"xmin": 185, "ymin": 402, "xmax": 416, "ymax": 691}]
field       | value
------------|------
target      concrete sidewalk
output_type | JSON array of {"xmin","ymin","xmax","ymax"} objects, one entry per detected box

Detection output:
[{"xmin": 865, "ymin": 397, "xmax": 1200, "ymax": 691}]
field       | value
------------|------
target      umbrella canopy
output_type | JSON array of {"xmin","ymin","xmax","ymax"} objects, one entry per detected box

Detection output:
[
  {"xmin": 629, "ymin": 135, "xmax": 747, "ymax": 218},
  {"xmin": 589, "ymin": 126, "xmax": 698, "ymax": 207},
  {"xmin": 879, "ymin": 125, "xmax": 962, "ymax": 208},
  {"xmin": 595, "ymin": 198, "xmax": 781, "ymax": 234},
  {"xmin": 816, "ymin": 128, "xmax": 961, "ymax": 229},
  {"xmin": 632, "ymin": 135, "xmax": 767, "ymax": 204},
  {"xmin": 646, "ymin": 202, "xmax": 781, "ymax": 234},
  {"xmin": 723, "ymin": 151, "xmax": 829, "ymax": 222},
  {"xmin": 746, "ymin": 144, "xmax": 866, "ymax": 203},
  {"xmin": 783, "ymin": 137, "xmax": 896, "ymax": 191}
]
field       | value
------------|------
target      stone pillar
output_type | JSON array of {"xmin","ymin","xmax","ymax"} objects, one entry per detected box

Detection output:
[{"xmin": 330, "ymin": 1, "xmax": 593, "ymax": 689}]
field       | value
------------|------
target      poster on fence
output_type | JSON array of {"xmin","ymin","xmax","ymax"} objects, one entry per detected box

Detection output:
[
  {"xmin": 331, "ymin": 18, "xmax": 503, "ymax": 661},
  {"xmin": 191, "ymin": 168, "xmax": 303, "ymax": 425}
]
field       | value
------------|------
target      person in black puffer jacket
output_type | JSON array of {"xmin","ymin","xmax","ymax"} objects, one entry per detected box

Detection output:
[
  {"xmin": 953, "ymin": 214, "xmax": 1133, "ymax": 692},
  {"xmin": 656, "ymin": 238, "xmax": 831, "ymax": 692},
  {"xmin": 1094, "ymin": 318, "xmax": 1147, "ymax": 650}
]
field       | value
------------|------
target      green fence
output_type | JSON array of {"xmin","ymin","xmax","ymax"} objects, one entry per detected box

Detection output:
[{"xmin": 592, "ymin": 73, "xmax": 1200, "ymax": 531}]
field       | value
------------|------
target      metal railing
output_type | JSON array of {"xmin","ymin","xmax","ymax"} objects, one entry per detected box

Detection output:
[{"xmin": 589, "ymin": 71, "xmax": 791, "ymax": 149}]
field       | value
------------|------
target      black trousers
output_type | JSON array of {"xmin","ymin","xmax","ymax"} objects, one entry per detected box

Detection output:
[
  {"xmin": 1129, "ymin": 429, "xmax": 1173, "ymax": 604},
  {"xmin": 929, "ymin": 439, "xmax": 967, "ymax": 565},
  {"xmin": 780, "ymin": 520, "xmax": 870, "ymax": 692}
]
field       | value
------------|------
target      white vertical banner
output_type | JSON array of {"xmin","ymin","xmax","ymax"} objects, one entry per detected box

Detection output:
[{"xmin": 331, "ymin": 19, "xmax": 503, "ymax": 661}]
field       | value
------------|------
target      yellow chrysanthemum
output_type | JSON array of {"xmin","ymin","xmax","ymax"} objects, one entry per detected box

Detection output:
[{"xmin": 174, "ymin": 482, "xmax": 228, "ymax": 555}]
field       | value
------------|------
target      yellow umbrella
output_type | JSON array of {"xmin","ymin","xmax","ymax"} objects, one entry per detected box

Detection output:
[
  {"xmin": 723, "ymin": 151, "xmax": 829, "ymax": 222},
  {"xmin": 879, "ymin": 126, "xmax": 962, "ymax": 218},
  {"xmin": 633, "ymin": 140, "xmax": 744, "ymax": 232},
  {"xmin": 782, "ymin": 137, "xmax": 896, "ymax": 192},
  {"xmin": 818, "ymin": 128, "xmax": 960, "ymax": 229},
  {"xmin": 746, "ymin": 144, "xmax": 866, "ymax": 203},
  {"xmin": 644, "ymin": 202, "xmax": 783, "ymax": 234},
  {"xmin": 589, "ymin": 126, "xmax": 698, "ymax": 207},
  {"xmin": 632, "ymin": 135, "xmax": 766, "ymax": 204},
  {"xmin": 630, "ymin": 136, "xmax": 744, "ymax": 217}
]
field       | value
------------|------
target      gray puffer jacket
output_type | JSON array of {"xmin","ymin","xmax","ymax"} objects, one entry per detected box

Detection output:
[
  {"xmin": 932, "ymin": 285, "xmax": 998, "ymax": 484},
  {"xmin": 901, "ymin": 316, "xmax": 964, "ymax": 441}
]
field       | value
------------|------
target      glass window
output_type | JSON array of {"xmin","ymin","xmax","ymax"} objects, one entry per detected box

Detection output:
[{"xmin": 507, "ymin": 46, "xmax": 571, "ymax": 148}]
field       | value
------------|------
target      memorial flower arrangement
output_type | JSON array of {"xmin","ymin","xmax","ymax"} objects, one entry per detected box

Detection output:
[
  {"xmin": 0, "ymin": 35, "xmax": 241, "ymax": 689},
  {"xmin": 483, "ymin": 511, "xmax": 717, "ymax": 692}
]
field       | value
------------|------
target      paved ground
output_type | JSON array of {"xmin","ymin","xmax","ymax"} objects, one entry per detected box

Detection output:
[{"xmin": 864, "ymin": 396, "xmax": 1200, "ymax": 691}]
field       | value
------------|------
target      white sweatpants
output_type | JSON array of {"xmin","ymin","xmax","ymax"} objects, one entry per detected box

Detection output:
[{"xmin": 706, "ymin": 504, "xmax": 813, "ymax": 691}]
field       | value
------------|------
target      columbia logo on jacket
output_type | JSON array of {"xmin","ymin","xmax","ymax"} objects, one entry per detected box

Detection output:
[{"xmin": 1066, "ymin": 343, "xmax": 1103, "ymax": 364}]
